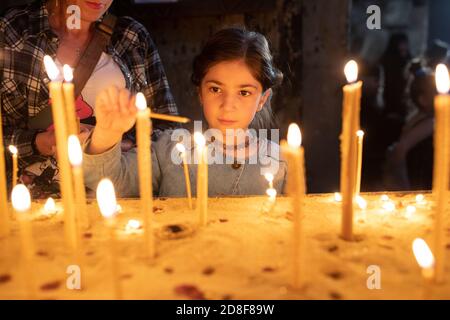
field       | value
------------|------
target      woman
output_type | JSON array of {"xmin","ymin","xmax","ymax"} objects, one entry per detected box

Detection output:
[{"xmin": 0, "ymin": 0, "xmax": 178, "ymax": 197}]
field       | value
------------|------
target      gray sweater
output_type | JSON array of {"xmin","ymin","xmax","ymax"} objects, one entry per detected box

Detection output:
[{"xmin": 83, "ymin": 130, "xmax": 287, "ymax": 197}]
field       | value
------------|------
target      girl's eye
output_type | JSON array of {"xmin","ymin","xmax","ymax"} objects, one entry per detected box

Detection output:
[
  {"xmin": 209, "ymin": 86, "xmax": 221, "ymax": 93},
  {"xmin": 240, "ymin": 90, "xmax": 251, "ymax": 97}
]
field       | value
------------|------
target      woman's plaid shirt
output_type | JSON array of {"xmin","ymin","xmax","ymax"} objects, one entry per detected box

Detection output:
[{"xmin": 0, "ymin": 0, "xmax": 178, "ymax": 176}]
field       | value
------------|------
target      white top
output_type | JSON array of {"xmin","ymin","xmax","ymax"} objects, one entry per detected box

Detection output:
[{"xmin": 55, "ymin": 52, "xmax": 126, "ymax": 120}]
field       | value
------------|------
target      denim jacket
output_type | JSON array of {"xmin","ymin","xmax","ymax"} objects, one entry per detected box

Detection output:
[{"xmin": 83, "ymin": 130, "xmax": 287, "ymax": 197}]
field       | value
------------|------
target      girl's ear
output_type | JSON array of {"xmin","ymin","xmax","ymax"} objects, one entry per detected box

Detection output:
[{"xmin": 257, "ymin": 88, "xmax": 272, "ymax": 112}]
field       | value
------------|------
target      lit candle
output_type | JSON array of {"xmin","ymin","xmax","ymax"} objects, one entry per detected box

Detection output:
[
  {"xmin": 194, "ymin": 132, "xmax": 208, "ymax": 226},
  {"xmin": 382, "ymin": 201, "xmax": 396, "ymax": 212},
  {"xmin": 355, "ymin": 195, "xmax": 367, "ymax": 210},
  {"xmin": 11, "ymin": 184, "xmax": 35, "ymax": 298},
  {"xmin": 432, "ymin": 64, "xmax": 450, "ymax": 283},
  {"xmin": 266, "ymin": 188, "xmax": 277, "ymax": 203},
  {"xmin": 176, "ymin": 143, "xmax": 193, "ymax": 209},
  {"xmin": 44, "ymin": 197, "xmax": 57, "ymax": 215},
  {"xmin": 412, "ymin": 238, "xmax": 435, "ymax": 299},
  {"xmin": 96, "ymin": 179, "xmax": 122, "ymax": 300},
  {"xmin": 416, "ymin": 194, "xmax": 426, "ymax": 204},
  {"xmin": 68, "ymin": 135, "xmax": 89, "ymax": 229},
  {"xmin": 135, "ymin": 93, "xmax": 154, "ymax": 259},
  {"xmin": 125, "ymin": 219, "xmax": 142, "ymax": 234},
  {"xmin": 8, "ymin": 145, "xmax": 18, "ymax": 190},
  {"xmin": 340, "ymin": 60, "xmax": 363, "ymax": 241},
  {"xmin": 334, "ymin": 192, "xmax": 342, "ymax": 202},
  {"xmin": 263, "ymin": 188, "xmax": 277, "ymax": 215},
  {"xmin": 280, "ymin": 123, "xmax": 306, "ymax": 289},
  {"xmin": 44, "ymin": 55, "xmax": 78, "ymax": 251},
  {"xmin": 0, "ymin": 106, "xmax": 10, "ymax": 237},
  {"xmin": 264, "ymin": 173, "xmax": 274, "ymax": 189},
  {"xmin": 405, "ymin": 205, "xmax": 416, "ymax": 219},
  {"xmin": 355, "ymin": 130, "xmax": 364, "ymax": 196},
  {"xmin": 62, "ymin": 65, "xmax": 79, "ymax": 135}
]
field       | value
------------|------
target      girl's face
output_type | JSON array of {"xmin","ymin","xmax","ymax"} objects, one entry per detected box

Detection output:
[{"xmin": 199, "ymin": 59, "xmax": 270, "ymax": 135}]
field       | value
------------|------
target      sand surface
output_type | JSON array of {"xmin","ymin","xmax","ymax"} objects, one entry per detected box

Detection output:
[{"xmin": 0, "ymin": 192, "xmax": 449, "ymax": 299}]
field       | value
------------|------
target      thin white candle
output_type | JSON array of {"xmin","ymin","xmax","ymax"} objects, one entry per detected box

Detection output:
[
  {"xmin": 68, "ymin": 135, "xmax": 89, "ymax": 229},
  {"xmin": 194, "ymin": 132, "xmax": 208, "ymax": 226},
  {"xmin": 432, "ymin": 64, "xmax": 450, "ymax": 282},
  {"xmin": 136, "ymin": 92, "xmax": 154, "ymax": 259},
  {"xmin": 8, "ymin": 145, "xmax": 18, "ymax": 190},
  {"xmin": 11, "ymin": 184, "xmax": 35, "ymax": 299},
  {"xmin": 176, "ymin": 143, "xmax": 193, "ymax": 209},
  {"xmin": 97, "ymin": 179, "xmax": 122, "ymax": 299}
]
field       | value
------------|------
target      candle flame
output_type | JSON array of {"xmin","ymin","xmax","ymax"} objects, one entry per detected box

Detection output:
[
  {"xmin": 344, "ymin": 60, "xmax": 358, "ymax": 83},
  {"xmin": 126, "ymin": 219, "xmax": 141, "ymax": 230},
  {"xmin": 334, "ymin": 192, "xmax": 342, "ymax": 202},
  {"xmin": 135, "ymin": 92, "xmax": 147, "ymax": 111},
  {"xmin": 382, "ymin": 201, "xmax": 396, "ymax": 212},
  {"xmin": 68, "ymin": 135, "xmax": 83, "ymax": 167},
  {"xmin": 405, "ymin": 205, "xmax": 416, "ymax": 219},
  {"xmin": 416, "ymin": 194, "xmax": 425, "ymax": 203},
  {"xmin": 96, "ymin": 179, "xmax": 118, "ymax": 219},
  {"xmin": 63, "ymin": 64, "xmax": 74, "ymax": 82},
  {"xmin": 44, "ymin": 197, "xmax": 56, "ymax": 213},
  {"xmin": 355, "ymin": 195, "xmax": 367, "ymax": 210},
  {"xmin": 356, "ymin": 130, "xmax": 364, "ymax": 138},
  {"xmin": 11, "ymin": 184, "xmax": 31, "ymax": 212},
  {"xmin": 43, "ymin": 55, "xmax": 60, "ymax": 81},
  {"xmin": 176, "ymin": 143, "xmax": 186, "ymax": 154},
  {"xmin": 194, "ymin": 132, "xmax": 206, "ymax": 147},
  {"xmin": 264, "ymin": 173, "xmax": 274, "ymax": 183},
  {"xmin": 287, "ymin": 123, "xmax": 302, "ymax": 148},
  {"xmin": 435, "ymin": 64, "xmax": 450, "ymax": 94},
  {"xmin": 8, "ymin": 145, "xmax": 18, "ymax": 155},
  {"xmin": 412, "ymin": 238, "xmax": 435, "ymax": 270},
  {"xmin": 266, "ymin": 188, "xmax": 277, "ymax": 199},
  {"xmin": 380, "ymin": 194, "xmax": 389, "ymax": 201}
]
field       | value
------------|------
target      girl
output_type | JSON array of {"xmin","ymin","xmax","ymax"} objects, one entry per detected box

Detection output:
[{"xmin": 82, "ymin": 28, "xmax": 287, "ymax": 197}]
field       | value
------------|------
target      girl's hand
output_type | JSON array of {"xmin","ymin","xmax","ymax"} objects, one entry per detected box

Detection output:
[
  {"xmin": 87, "ymin": 86, "xmax": 137, "ymax": 155},
  {"xmin": 94, "ymin": 86, "xmax": 137, "ymax": 138}
]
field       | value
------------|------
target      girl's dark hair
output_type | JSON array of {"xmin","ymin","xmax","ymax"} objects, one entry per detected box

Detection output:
[{"xmin": 192, "ymin": 27, "xmax": 283, "ymax": 130}]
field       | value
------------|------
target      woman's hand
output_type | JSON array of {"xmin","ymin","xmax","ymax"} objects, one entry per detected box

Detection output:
[{"xmin": 87, "ymin": 86, "xmax": 137, "ymax": 155}]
